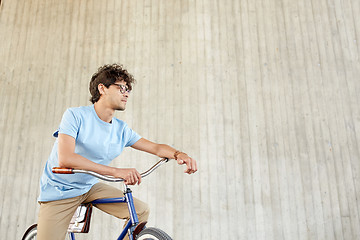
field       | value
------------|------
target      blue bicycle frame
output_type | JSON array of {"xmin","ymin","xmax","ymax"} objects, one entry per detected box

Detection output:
[{"xmin": 67, "ymin": 187, "xmax": 140, "ymax": 240}]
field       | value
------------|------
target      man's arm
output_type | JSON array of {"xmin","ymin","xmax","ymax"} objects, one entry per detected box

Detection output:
[
  {"xmin": 131, "ymin": 138, "xmax": 198, "ymax": 174},
  {"xmin": 58, "ymin": 133, "xmax": 142, "ymax": 185}
]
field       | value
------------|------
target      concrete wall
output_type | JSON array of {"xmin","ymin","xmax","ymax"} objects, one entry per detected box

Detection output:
[{"xmin": 0, "ymin": 0, "xmax": 359, "ymax": 239}]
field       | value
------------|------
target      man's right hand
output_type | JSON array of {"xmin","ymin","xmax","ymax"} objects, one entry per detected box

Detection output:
[{"xmin": 113, "ymin": 168, "xmax": 142, "ymax": 185}]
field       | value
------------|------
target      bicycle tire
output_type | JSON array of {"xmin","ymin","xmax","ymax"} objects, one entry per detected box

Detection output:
[
  {"xmin": 22, "ymin": 224, "xmax": 38, "ymax": 240},
  {"xmin": 22, "ymin": 224, "xmax": 74, "ymax": 240},
  {"xmin": 136, "ymin": 227, "xmax": 173, "ymax": 240}
]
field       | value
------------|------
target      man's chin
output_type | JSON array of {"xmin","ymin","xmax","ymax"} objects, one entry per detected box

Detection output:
[{"xmin": 116, "ymin": 106, "xmax": 126, "ymax": 111}]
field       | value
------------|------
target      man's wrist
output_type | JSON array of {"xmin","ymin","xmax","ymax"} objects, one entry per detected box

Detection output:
[{"xmin": 173, "ymin": 150, "xmax": 183, "ymax": 160}]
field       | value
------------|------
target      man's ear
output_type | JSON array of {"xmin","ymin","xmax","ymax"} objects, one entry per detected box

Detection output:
[{"xmin": 98, "ymin": 83, "xmax": 106, "ymax": 95}]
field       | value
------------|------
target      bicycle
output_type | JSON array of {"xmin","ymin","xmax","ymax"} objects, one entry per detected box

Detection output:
[{"xmin": 22, "ymin": 158, "xmax": 173, "ymax": 240}]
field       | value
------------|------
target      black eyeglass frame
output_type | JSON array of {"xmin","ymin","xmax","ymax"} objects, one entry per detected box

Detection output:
[{"xmin": 111, "ymin": 83, "xmax": 131, "ymax": 94}]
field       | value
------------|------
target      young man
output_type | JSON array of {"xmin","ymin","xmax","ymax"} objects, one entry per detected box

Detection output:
[{"xmin": 37, "ymin": 64, "xmax": 197, "ymax": 240}]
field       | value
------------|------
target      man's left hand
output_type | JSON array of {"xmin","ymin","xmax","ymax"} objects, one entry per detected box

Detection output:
[{"xmin": 176, "ymin": 153, "xmax": 198, "ymax": 174}]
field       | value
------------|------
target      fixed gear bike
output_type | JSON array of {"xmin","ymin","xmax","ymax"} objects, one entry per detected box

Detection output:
[{"xmin": 22, "ymin": 158, "xmax": 173, "ymax": 240}]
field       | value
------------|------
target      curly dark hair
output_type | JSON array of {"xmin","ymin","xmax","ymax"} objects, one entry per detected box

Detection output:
[{"xmin": 89, "ymin": 64, "xmax": 136, "ymax": 103}]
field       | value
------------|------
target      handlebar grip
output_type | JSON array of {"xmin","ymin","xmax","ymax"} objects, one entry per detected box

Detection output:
[{"xmin": 52, "ymin": 167, "xmax": 74, "ymax": 174}]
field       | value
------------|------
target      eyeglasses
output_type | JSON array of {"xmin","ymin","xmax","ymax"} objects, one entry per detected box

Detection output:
[{"xmin": 112, "ymin": 83, "xmax": 131, "ymax": 94}]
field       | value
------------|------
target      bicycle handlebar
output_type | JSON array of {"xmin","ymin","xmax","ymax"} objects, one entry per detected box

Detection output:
[{"xmin": 52, "ymin": 158, "xmax": 170, "ymax": 182}]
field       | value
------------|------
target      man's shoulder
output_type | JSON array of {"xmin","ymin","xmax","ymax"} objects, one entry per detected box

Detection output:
[
  {"xmin": 63, "ymin": 105, "xmax": 94, "ymax": 124},
  {"xmin": 66, "ymin": 105, "xmax": 93, "ymax": 116},
  {"xmin": 112, "ymin": 117, "xmax": 128, "ymax": 127},
  {"xmin": 67, "ymin": 105, "xmax": 93, "ymax": 112}
]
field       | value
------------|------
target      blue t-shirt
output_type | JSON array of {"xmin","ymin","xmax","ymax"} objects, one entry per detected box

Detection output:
[{"xmin": 38, "ymin": 105, "xmax": 141, "ymax": 202}]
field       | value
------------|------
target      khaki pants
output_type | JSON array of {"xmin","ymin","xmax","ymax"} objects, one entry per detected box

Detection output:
[{"xmin": 37, "ymin": 183, "xmax": 150, "ymax": 240}]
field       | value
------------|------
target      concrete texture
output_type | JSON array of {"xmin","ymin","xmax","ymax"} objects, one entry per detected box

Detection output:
[{"xmin": 0, "ymin": 0, "xmax": 359, "ymax": 239}]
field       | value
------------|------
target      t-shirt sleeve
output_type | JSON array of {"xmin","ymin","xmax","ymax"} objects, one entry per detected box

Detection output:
[
  {"xmin": 57, "ymin": 109, "xmax": 80, "ymax": 139},
  {"xmin": 124, "ymin": 124, "xmax": 141, "ymax": 147}
]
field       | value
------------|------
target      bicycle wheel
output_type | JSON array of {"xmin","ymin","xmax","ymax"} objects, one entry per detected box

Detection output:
[
  {"xmin": 22, "ymin": 224, "xmax": 74, "ymax": 240},
  {"xmin": 22, "ymin": 224, "xmax": 37, "ymax": 240},
  {"xmin": 136, "ymin": 227, "xmax": 172, "ymax": 240}
]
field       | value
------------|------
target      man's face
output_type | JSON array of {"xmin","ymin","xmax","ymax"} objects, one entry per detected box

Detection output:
[{"xmin": 105, "ymin": 80, "xmax": 130, "ymax": 111}]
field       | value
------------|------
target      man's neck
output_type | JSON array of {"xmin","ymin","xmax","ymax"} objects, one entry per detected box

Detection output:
[{"xmin": 94, "ymin": 101, "xmax": 114, "ymax": 123}]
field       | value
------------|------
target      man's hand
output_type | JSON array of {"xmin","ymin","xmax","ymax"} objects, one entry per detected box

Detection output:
[
  {"xmin": 113, "ymin": 168, "xmax": 142, "ymax": 185},
  {"xmin": 176, "ymin": 153, "xmax": 198, "ymax": 174}
]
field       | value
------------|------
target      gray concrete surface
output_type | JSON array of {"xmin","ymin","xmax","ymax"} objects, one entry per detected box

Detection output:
[{"xmin": 0, "ymin": 0, "xmax": 359, "ymax": 239}]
